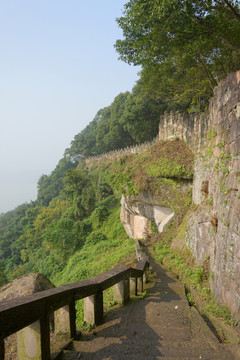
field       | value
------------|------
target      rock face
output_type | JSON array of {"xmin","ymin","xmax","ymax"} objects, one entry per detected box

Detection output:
[
  {"xmin": 159, "ymin": 71, "xmax": 240, "ymax": 321},
  {"xmin": 120, "ymin": 193, "xmax": 174, "ymax": 239},
  {"xmin": 0, "ymin": 272, "xmax": 55, "ymax": 301}
]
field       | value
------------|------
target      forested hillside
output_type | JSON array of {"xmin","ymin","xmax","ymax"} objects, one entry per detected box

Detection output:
[
  {"xmin": 64, "ymin": 82, "xmax": 166, "ymax": 159},
  {"xmin": 0, "ymin": 138, "xmax": 193, "ymax": 288},
  {"xmin": 0, "ymin": 0, "xmax": 239, "ymax": 290}
]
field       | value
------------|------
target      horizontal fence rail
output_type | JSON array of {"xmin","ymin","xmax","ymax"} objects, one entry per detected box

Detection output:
[{"xmin": 0, "ymin": 249, "xmax": 149, "ymax": 360}]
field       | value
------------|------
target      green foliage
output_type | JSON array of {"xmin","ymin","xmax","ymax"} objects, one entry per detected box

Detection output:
[
  {"xmin": 37, "ymin": 157, "xmax": 77, "ymax": 206},
  {"xmin": 65, "ymin": 95, "xmax": 132, "ymax": 158},
  {"xmin": 85, "ymin": 232, "xmax": 107, "ymax": 246},
  {"xmin": 190, "ymin": 266, "xmax": 205, "ymax": 287},
  {"xmin": 156, "ymin": 243, "xmax": 171, "ymax": 263},
  {"xmin": 186, "ymin": 291, "xmax": 195, "ymax": 306},
  {"xmin": 103, "ymin": 140, "xmax": 194, "ymax": 217},
  {"xmin": 150, "ymin": 220, "xmax": 158, "ymax": 235},
  {"xmin": 0, "ymin": 202, "xmax": 38, "ymax": 282},
  {"xmin": 107, "ymin": 159, "xmax": 137, "ymax": 196},
  {"xmin": 118, "ymin": 82, "xmax": 167, "ymax": 142},
  {"xmin": 204, "ymin": 303, "xmax": 237, "ymax": 327},
  {"xmin": 96, "ymin": 182, "xmax": 113, "ymax": 201},
  {"xmin": 144, "ymin": 156, "xmax": 193, "ymax": 179},
  {"xmin": 52, "ymin": 202, "xmax": 135, "ymax": 286},
  {"xmin": 115, "ymin": 0, "xmax": 240, "ymax": 110},
  {"xmin": 64, "ymin": 83, "xmax": 166, "ymax": 159},
  {"xmin": 63, "ymin": 169, "xmax": 96, "ymax": 220},
  {"xmin": 89, "ymin": 205, "xmax": 109, "ymax": 230},
  {"xmin": 207, "ymin": 129, "xmax": 217, "ymax": 141}
]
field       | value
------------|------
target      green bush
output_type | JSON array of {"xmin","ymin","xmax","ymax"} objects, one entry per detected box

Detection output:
[{"xmin": 85, "ymin": 232, "xmax": 107, "ymax": 245}]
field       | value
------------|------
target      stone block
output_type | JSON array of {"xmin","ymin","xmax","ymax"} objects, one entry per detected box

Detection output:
[
  {"xmin": 84, "ymin": 289, "xmax": 103, "ymax": 326},
  {"xmin": 114, "ymin": 278, "xmax": 130, "ymax": 305},
  {"xmin": 137, "ymin": 277, "xmax": 143, "ymax": 294},
  {"xmin": 17, "ymin": 317, "xmax": 51, "ymax": 360},
  {"xmin": 130, "ymin": 277, "xmax": 137, "ymax": 296},
  {"xmin": 17, "ymin": 321, "xmax": 42, "ymax": 360},
  {"xmin": 55, "ymin": 301, "xmax": 76, "ymax": 338}
]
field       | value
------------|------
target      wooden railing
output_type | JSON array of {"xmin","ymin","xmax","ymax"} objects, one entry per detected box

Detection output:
[{"xmin": 0, "ymin": 251, "xmax": 149, "ymax": 360}]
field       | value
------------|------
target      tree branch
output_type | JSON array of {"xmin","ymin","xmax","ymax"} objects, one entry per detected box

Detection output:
[
  {"xmin": 188, "ymin": 0, "xmax": 240, "ymax": 22},
  {"xmin": 215, "ymin": 0, "xmax": 240, "ymax": 22},
  {"xmin": 168, "ymin": 31, "xmax": 210, "ymax": 43},
  {"xmin": 185, "ymin": 12, "xmax": 240, "ymax": 53}
]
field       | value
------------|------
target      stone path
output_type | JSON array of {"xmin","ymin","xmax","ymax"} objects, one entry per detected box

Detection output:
[{"xmin": 63, "ymin": 253, "xmax": 237, "ymax": 360}]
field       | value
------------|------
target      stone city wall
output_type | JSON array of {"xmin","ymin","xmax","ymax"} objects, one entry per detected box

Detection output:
[{"xmin": 162, "ymin": 71, "xmax": 240, "ymax": 320}]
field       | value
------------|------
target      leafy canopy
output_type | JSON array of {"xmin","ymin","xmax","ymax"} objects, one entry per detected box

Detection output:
[{"xmin": 115, "ymin": 0, "xmax": 240, "ymax": 110}]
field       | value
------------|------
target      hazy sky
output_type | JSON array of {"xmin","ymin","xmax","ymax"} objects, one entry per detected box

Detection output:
[{"xmin": 0, "ymin": 1, "xmax": 140, "ymax": 214}]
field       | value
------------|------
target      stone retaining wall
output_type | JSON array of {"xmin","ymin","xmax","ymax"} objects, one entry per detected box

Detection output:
[{"xmin": 162, "ymin": 71, "xmax": 240, "ymax": 320}]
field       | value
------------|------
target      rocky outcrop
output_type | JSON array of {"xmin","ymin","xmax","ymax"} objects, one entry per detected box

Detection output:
[
  {"xmin": 120, "ymin": 193, "xmax": 174, "ymax": 239},
  {"xmin": 0, "ymin": 272, "xmax": 55, "ymax": 301}
]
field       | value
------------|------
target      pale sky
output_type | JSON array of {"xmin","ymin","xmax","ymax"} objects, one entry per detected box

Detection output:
[{"xmin": 0, "ymin": 1, "xmax": 140, "ymax": 214}]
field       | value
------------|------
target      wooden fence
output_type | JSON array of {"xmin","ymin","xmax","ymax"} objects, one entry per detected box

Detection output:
[{"xmin": 0, "ymin": 252, "xmax": 149, "ymax": 360}]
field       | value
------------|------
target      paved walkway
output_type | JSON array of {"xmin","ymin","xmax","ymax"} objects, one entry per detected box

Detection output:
[{"xmin": 63, "ymin": 252, "xmax": 237, "ymax": 360}]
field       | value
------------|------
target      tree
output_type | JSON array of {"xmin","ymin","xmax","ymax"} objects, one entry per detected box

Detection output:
[
  {"xmin": 115, "ymin": 0, "xmax": 240, "ymax": 110},
  {"xmin": 95, "ymin": 93, "xmax": 134, "ymax": 152},
  {"xmin": 63, "ymin": 169, "xmax": 96, "ymax": 220},
  {"xmin": 37, "ymin": 157, "xmax": 78, "ymax": 206},
  {"xmin": 115, "ymin": 0, "xmax": 240, "ymax": 65},
  {"xmin": 120, "ymin": 81, "xmax": 167, "ymax": 142}
]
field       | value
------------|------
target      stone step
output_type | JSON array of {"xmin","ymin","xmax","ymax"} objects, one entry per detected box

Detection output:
[
  {"xmin": 71, "ymin": 339, "xmax": 234, "ymax": 359},
  {"xmin": 72, "ymin": 338, "xmax": 214, "ymax": 351},
  {"xmin": 189, "ymin": 307, "xmax": 219, "ymax": 348},
  {"xmin": 63, "ymin": 351, "xmax": 81, "ymax": 360},
  {"xmin": 63, "ymin": 348, "xmax": 234, "ymax": 360}
]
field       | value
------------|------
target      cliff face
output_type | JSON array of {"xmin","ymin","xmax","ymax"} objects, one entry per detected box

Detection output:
[
  {"xmin": 120, "ymin": 71, "xmax": 240, "ymax": 320},
  {"xmin": 189, "ymin": 72, "xmax": 240, "ymax": 320},
  {"xmin": 120, "ymin": 193, "xmax": 174, "ymax": 239}
]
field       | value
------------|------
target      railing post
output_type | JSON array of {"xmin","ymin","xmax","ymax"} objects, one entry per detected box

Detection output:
[
  {"xmin": 143, "ymin": 264, "xmax": 149, "ymax": 284},
  {"xmin": 0, "ymin": 340, "xmax": 4, "ymax": 360},
  {"xmin": 114, "ymin": 278, "xmax": 130, "ymax": 305},
  {"xmin": 17, "ymin": 315, "xmax": 51, "ymax": 360},
  {"xmin": 55, "ymin": 300, "xmax": 76, "ymax": 339},
  {"xmin": 84, "ymin": 288, "xmax": 103, "ymax": 326},
  {"xmin": 130, "ymin": 277, "xmax": 137, "ymax": 296},
  {"xmin": 40, "ymin": 314, "xmax": 51, "ymax": 360},
  {"xmin": 137, "ymin": 276, "xmax": 143, "ymax": 294},
  {"xmin": 69, "ymin": 300, "xmax": 77, "ymax": 338}
]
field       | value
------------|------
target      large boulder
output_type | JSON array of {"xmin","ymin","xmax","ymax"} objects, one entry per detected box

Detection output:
[{"xmin": 0, "ymin": 272, "xmax": 55, "ymax": 301}]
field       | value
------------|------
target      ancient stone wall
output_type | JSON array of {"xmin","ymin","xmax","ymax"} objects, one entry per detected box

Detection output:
[
  {"xmin": 85, "ymin": 137, "xmax": 158, "ymax": 166},
  {"xmin": 160, "ymin": 71, "xmax": 240, "ymax": 320},
  {"xmin": 159, "ymin": 111, "xmax": 209, "ymax": 153}
]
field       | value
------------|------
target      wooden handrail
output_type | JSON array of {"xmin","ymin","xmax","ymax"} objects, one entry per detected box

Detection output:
[{"xmin": 0, "ymin": 252, "xmax": 149, "ymax": 359}]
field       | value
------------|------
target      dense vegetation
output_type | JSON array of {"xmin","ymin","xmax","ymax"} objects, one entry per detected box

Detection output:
[
  {"xmin": 0, "ymin": 139, "xmax": 193, "ymax": 286},
  {"xmin": 115, "ymin": 0, "xmax": 240, "ymax": 111}
]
